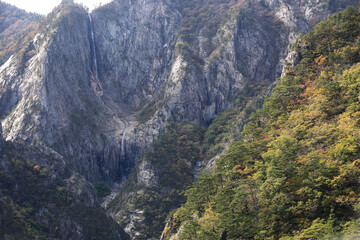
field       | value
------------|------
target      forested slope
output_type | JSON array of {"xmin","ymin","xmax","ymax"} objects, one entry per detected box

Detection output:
[
  {"xmin": 163, "ymin": 5, "xmax": 360, "ymax": 240},
  {"xmin": 0, "ymin": 1, "xmax": 40, "ymax": 65},
  {"xmin": 0, "ymin": 131, "xmax": 129, "ymax": 239}
]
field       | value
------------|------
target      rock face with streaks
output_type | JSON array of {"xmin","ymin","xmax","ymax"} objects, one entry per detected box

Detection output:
[
  {"xmin": 0, "ymin": 0, "xmax": 357, "ymax": 185},
  {"xmin": 92, "ymin": 0, "xmax": 181, "ymax": 108},
  {"xmin": 0, "ymin": 132, "xmax": 129, "ymax": 239},
  {"xmin": 0, "ymin": 3, "xmax": 129, "ymax": 184},
  {"xmin": 0, "ymin": 123, "xmax": 3, "ymax": 150},
  {"xmin": 137, "ymin": 160, "xmax": 157, "ymax": 187},
  {"xmin": 0, "ymin": 0, "xmax": 358, "ymax": 239}
]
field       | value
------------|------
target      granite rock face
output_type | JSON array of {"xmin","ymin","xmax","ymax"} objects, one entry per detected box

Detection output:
[
  {"xmin": 0, "ymin": 0, "xmax": 356, "ymax": 185},
  {"xmin": 0, "ymin": 4, "xmax": 129, "ymax": 184},
  {"xmin": 0, "ymin": 122, "xmax": 3, "ymax": 150},
  {"xmin": 0, "ymin": 0, "xmax": 358, "ymax": 238},
  {"xmin": 92, "ymin": 0, "xmax": 181, "ymax": 108},
  {"xmin": 137, "ymin": 160, "xmax": 157, "ymax": 187}
]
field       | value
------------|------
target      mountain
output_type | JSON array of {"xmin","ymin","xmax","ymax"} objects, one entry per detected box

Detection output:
[
  {"xmin": 100, "ymin": 0, "xmax": 360, "ymax": 238},
  {"xmin": 1, "ymin": 0, "xmax": 357, "ymax": 186},
  {"xmin": 0, "ymin": 0, "xmax": 359, "ymax": 239},
  {"xmin": 162, "ymin": 5, "xmax": 360, "ymax": 240},
  {"xmin": 0, "ymin": 123, "xmax": 129, "ymax": 239}
]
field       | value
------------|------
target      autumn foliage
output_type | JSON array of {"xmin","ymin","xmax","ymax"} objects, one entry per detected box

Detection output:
[{"xmin": 165, "ymin": 6, "xmax": 360, "ymax": 240}]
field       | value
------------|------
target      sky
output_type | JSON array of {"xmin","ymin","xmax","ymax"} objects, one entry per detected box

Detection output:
[{"xmin": 2, "ymin": 0, "xmax": 113, "ymax": 14}]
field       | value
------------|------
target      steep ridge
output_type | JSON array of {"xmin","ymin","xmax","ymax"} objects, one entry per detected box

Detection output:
[
  {"xmin": 0, "ymin": 2, "xmax": 130, "ymax": 184},
  {"xmin": 162, "ymin": 5, "xmax": 360, "ymax": 239}
]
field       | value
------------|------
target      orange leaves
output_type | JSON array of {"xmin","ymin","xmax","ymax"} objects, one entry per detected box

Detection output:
[
  {"xmin": 33, "ymin": 165, "xmax": 40, "ymax": 171},
  {"xmin": 315, "ymin": 55, "xmax": 327, "ymax": 67},
  {"xmin": 298, "ymin": 156, "xmax": 310, "ymax": 164},
  {"xmin": 298, "ymin": 79, "xmax": 318, "ymax": 105}
]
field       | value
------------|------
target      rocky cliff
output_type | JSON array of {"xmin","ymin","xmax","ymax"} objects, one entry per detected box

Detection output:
[
  {"xmin": 0, "ymin": 0, "xmax": 358, "ymax": 239},
  {"xmin": 0, "ymin": 2, "xmax": 130, "ymax": 184},
  {"xmin": 0, "ymin": 121, "xmax": 2, "ymax": 147},
  {"xmin": 1, "ymin": 0, "xmax": 357, "ymax": 185},
  {"xmin": 99, "ymin": 0, "xmax": 359, "ymax": 238},
  {"xmin": 0, "ymin": 120, "xmax": 129, "ymax": 239}
]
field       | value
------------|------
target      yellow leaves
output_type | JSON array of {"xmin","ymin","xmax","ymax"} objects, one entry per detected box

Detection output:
[
  {"xmin": 289, "ymin": 110, "xmax": 305, "ymax": 125},
  {"xmin": 262, "ymin": 149, "xmax": 282, "ymax": 162},
  {"xmin": 340, "ymin": 63, "xmax": 360, "ymax": 103},
  {"xmin": 315, "ymin": 55, "xmax": 327, "ymax": 67},
  {"xmin": 332, "ymin": 142, "xmax": 353, "ymax": 160},
  {"xmin": 173, "ymin": 206, "xmax": 186, "ymax": 221},
  {"xmin": 337, "ymin": 112, "xmax": 356, "ymax": 132},
  {"xmin": 351, "ymin": 159, "xmax": 360, "ymax": 168},
  {"xmin": 331, "ymin": 112, "xmax": 360, "ymax": 160},
  {"xmin": 293, "ymin": 218, "xmax": 334, "ymax": 240},
  {"xmin": 198, "ymin": 206, "xmax": 219, "ymax": 232},
  {"xmin": 295, "ymin": 187, "xmax": 313, "ymax": 198},
  {"xmin": 304, "ymin": 110, "xmax": 325, "ymax": 122},
  {"xmin": 335, "ymin": 194, "xmax": 358, "ymax": 207},
  {"xmin": 320, "ymin": 70, "xmax": 333, "ymax": 78},
  {"xmin": 315, "ymin": 191, "xmax": 322, "ymax": 199},
  {"xmin": 162, "ymin": 225, "xmax": 171, "ymax": 235},
  {"xmin": 331, "ymin": 159, "xmax": 360, "ymax": 193},
  {"xmin": 343, "ymin": 62, "xmax": 360, "ymax": 78},
  {"xmin": 305, "ymin": 123, "xmax": 337, "ymax": 147},
  {"xmin": 234, "ymin": 165, "xmax": 255, "ymax": 177}
]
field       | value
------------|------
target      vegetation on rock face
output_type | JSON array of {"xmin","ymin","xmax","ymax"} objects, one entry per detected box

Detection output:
[
  {"xmin": 163, "ymin": 6, "xmax": 360, "ymax": 240},
  {"xmin": 109, "ymin": 122, "xmax": 205, "ymax": 239},
  {"xmin": 0, "ymin": 2, "xmax": 40, "ymax": 66},
  {"xmin": 172, "ymin": 0, "xmax": 242, "ymax": 55},
  {"xmin": 0, "ymin": 0, "xmax": 86, "ymax": 71},
  {"xmin": 109, "ymin": 81, "xmax": 268, "ymax": 238},
  {"xmin": 95, "ymin": 181, "xmax": 112, "ymax": 198},
  {"xmin": 0, "ymin": 141, "xmax": 129, "ymax": 240},
  {"xmin": 1, "ymin": 1, "xmax": 360, "ymax": 239}
]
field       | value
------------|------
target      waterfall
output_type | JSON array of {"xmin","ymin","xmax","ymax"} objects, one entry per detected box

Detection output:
[
  {"xmin": 88, "ymin": 13, "xmax": 99, "ymax": 79},
  {"xmin": 121, "ymin": 130, "xmax": 127, "ymax": 181},
  {"xmin": 88, "ymin": 12, "xmax": 116, "ymax": 114},
  {"xmin": 88, "ymin": 13, "xmax": 126, "ymax": 182},
  {"xmin": 88, "ymin": 13, "xmax": 123, "ymax": 119},
  {"xmin": 121, "ymin": 130, "xmax": 127, "ymax": 158}
]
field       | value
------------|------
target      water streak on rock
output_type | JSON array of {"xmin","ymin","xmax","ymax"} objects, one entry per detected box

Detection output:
[{"xmin": 88, "ymin": 13, "xmax": 99, "ymax": 79}]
